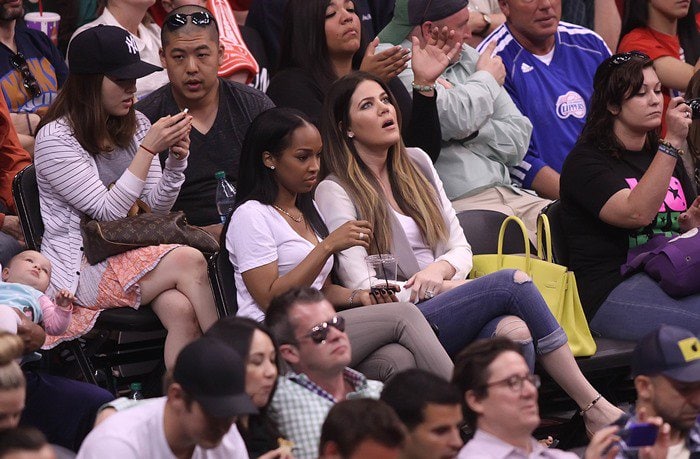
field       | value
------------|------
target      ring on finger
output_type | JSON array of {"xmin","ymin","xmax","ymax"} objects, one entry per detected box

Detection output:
[
  {"xmin": 425, "ymin": 289, "xmax": 435, "ymax": 299},
  {"xmin": 358, "ymin": 232, "xmax": 365, "ymax": 240}
]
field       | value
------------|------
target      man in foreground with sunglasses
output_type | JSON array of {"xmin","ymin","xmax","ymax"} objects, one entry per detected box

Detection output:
[
  {"xmin": 454, "ymin": 337, "xmax": 670, "ymax": 458},
  {"xmin": 265, "ymin": 288, "xmax": 384, "ymax": 459},
  {"xmin": 136, "ymin": 4, "xmax": 274, "ymax": 239}
]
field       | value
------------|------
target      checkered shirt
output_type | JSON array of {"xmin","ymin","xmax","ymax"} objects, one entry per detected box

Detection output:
[{"xmin": 268, "ymin": 367, "xmax": 383, "ymax": 459}]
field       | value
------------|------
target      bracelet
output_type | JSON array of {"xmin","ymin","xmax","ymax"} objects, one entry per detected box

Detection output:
[
  {"xmin": 348, "ymin": 289, "xmax": 362, "ymax": 306},
  {"xmin": 140, "ymin": 144, "xmax": 157, "ymax": 156},
  {"xmin": 658, "ymin": 139, "xmax": 684, "ymax": 158},
  {"xmin": 412, "ymin": 82, "xmax": 437, "ymax": 93},
  {"xmin": 579, "ymin": 393, "xmax": 601, "ymax": 416}
]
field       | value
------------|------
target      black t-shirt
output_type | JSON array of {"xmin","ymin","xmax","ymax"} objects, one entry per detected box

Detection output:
[
  {"xmin": 560, "ymin": 142, "xmax": 696, "ymax": 319},
  {"xmin": 135, "ymin": 79, "xmax": 274, "ymax": 226}
]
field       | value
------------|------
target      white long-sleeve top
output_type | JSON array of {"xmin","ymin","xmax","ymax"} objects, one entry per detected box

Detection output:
[
  {"xmin": 33, "ymin": 112, "xmax": 187, "ymax": 294},
  {"xmin": 315, "ymin": 148, "xmax": 472, "ymax": 303}
]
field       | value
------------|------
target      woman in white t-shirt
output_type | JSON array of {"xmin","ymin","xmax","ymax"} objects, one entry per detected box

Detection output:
[{"xmin": 226, "ymin": 107, "xmax": 453, "ymax": 381}]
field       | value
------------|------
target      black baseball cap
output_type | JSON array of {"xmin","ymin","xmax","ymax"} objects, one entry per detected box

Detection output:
[
  {"xmin": 378, "ymin": 0, "xmax": 469, "ymax": 45},
  {"xmin": 631, "ymin": 325, "xmax": 700, "ymax": 383},
  {"xmin": 173, "ymin": 338, "xmax": 258, "ymax": 418},
  {"xmin": 68, "ymin": 25, "xmax": 162, "ymax": 79}
]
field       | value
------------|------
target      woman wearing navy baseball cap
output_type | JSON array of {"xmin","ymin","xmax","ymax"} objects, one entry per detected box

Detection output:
[{"xmin": 33, "ymin": 25, "xmax": 219, "ymax": 370}]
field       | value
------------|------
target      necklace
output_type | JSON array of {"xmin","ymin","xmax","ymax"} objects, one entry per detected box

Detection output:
[{"xmin": 273, "ymin": 205, "xmax": 304, "ymax": 223}]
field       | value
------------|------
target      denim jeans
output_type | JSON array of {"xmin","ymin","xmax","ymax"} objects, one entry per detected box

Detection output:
[
  {"xmin": 590, "ymin": 272, "xmax": 700, "ymax": 340},
  {"xmin": 417, "ymin": 269, "xmax": 568, "ymax": 357}
]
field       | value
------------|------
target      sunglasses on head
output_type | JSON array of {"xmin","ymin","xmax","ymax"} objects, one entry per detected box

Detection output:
[
  {"xmin": 9, "ymin": 53, "xmax": 42, "ymax": 98},
  {"xmin": 164, "ymin": 11, "xmax": 216, "ymax": 30},
  {"xmin": 301, "ymin": 315, "xmax": 346, "ymax": 344},
  {"xmin": 609, "ymin": 51, "xmax": 650, "ymax": 67}
]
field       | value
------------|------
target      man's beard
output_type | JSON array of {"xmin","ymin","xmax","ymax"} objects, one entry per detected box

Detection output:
[{"xmin": 0, "ymin": 4, "xmax": 24, "ymax": 22}]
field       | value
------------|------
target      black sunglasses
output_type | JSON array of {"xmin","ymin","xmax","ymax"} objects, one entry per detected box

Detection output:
[
  {"xmin": 300, "ymin": 315, "xmax": 346, "ymax": 344},
  {"xmin": 9, "ymin": 53, "xmax": 42, "ymax": 98},
  {"xmin": 164, "ymin": 11, "xmax": 216, "ymax": 30},
  {"xmin": 609, "ymin": 51, "xmax": 650, "ymax": 67}
]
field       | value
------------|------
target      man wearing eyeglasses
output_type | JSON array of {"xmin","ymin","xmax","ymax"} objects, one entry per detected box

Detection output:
[
  {"xmin": 476, "ymin": 0, "xmax": 610, "ymax": 200},
  {"xmin": 452, "ymin": 337, "xmax": 654, "ymax": 458},
  {"xmin": 136, "ymin": 4, "xmax": 274, "ymax": 240},
  {"xmin": 453, "ymin": 337, "xmax": 564, "ymax": 458},
  {"xmin": 265, "ymin": 287, "xmax": 384, "ymax": 459}
]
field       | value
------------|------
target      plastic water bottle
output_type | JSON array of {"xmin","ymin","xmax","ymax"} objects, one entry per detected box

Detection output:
[
  {"xmin": 129, "ymin": 382, "xmax": 144, "ymax": 400},
  {"xmin": 215, "ymin": 171, "xmax": 236, "ymax": 224}
]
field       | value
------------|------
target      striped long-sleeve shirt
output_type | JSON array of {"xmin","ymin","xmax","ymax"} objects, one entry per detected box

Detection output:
[{"xmin": 33, "ymin": 112, "xmax": 187, "ymax": 295}]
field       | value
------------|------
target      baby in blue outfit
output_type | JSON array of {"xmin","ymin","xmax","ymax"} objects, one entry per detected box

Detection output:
[{"xmin": 0, "ymin": 250, "xmax": 73, "ymax": 336}]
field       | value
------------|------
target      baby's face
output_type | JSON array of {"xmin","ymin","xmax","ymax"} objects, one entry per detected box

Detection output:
[{"xmin": 2, "ymin": 251, "xmax": 51, "ymax": 292}]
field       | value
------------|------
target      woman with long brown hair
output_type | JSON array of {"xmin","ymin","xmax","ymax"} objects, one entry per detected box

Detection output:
[
  {"xmin": 316, "ymin": 71, "xmax": 623, "ymax": 434},
  {"xmin": 560, "ymin": 51, "xmax": 698, "ymax": 341},
  {"xmin": 33, "ymin": 25, "xmax": 218, "ymax": 369}
]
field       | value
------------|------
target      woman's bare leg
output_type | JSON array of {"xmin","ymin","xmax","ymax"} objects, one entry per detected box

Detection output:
[
  {"xmin": 139, "ymin": 246, "xmax": 219, "ymax": 332},
  {"xmin": 539, "ymin": 346, "xmax": 623, "ymax": 434},
  {"xmin": 149, "ymin": 289, "xmax": 200, "ymax": 369},
  {"xmin": 492, "ymin": 316, "xmax": 622, "ymax": 434}
]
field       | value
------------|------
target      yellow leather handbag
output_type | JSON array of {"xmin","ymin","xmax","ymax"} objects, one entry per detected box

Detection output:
[{"xmin": 468, "ymin": 215, "xmax": 596, "ymax": 357}]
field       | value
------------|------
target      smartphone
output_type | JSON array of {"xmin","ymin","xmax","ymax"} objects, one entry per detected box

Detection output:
[
  {"xmin": 369, "ymin": 284, "xmax": 401, "ymax": 295},
  {"xmin": 619, "ymin": 422, "xmax": 658, "ymax": 449}
]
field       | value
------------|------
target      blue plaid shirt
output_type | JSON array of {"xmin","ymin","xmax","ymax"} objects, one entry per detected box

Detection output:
[{"xmin": 268, "ymin": 368, "xmax": 383, "ymax": 459}]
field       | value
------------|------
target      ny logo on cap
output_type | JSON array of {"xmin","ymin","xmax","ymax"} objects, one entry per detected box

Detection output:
[{"xmin": 125, "ymin": 35, "xmax": 138, "ymax": 55}]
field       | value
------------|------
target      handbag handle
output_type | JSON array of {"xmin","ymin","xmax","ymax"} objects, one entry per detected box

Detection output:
[
  {"xmin": 537, "ymin": 214, "xmax": 553, "ymax": 263},
  {"xmin": 497, "ymin": 216, "xmax": 532, "ymax": 272}
]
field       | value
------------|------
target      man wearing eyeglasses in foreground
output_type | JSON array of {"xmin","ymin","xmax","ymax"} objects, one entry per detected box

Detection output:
[
  {"xmin": 265, "ymin": 287, "xmax": 384, "ymax": 459},
  {"xmin": 135, "ymin": 4, "xmax": 273, "ymax": 240},
  {"xmin": 454, "ymin": 337, "xmax": 670, "ymax": 458}
]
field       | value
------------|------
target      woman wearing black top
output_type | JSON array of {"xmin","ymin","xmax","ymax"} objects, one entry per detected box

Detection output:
[
  {"xmin": 266, "ymin": 0, "xmax": 459, "ymax": 162},
  {"xmin": 560, "ymin": 51, "xmax": 698, "ymax": 341}
]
